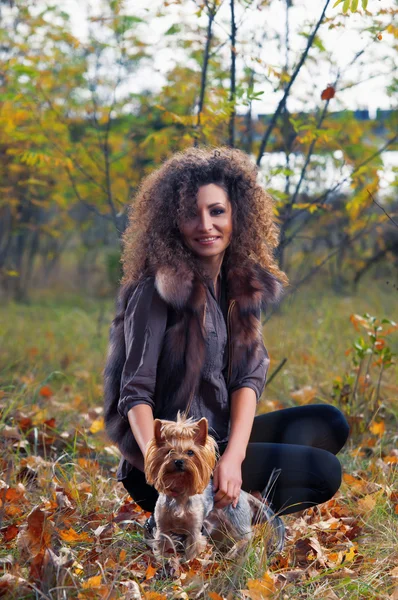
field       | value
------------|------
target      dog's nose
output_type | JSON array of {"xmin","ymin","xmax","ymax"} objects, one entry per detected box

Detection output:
[{"xmin": 174, "ymin": 459, "xmax": 184, "ymax": 471}]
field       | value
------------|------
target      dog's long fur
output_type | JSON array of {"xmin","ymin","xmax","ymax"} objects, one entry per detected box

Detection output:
[{"xmin": 144, "ymin": 414, "xmax": 285, "ymax": 561}]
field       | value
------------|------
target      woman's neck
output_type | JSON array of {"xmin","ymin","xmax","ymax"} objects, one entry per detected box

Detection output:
[{"xmin": 199, "ymin": 252, "xmax": 225, "ymax": 289}]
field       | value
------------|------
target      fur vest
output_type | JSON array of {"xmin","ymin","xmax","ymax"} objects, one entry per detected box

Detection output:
[{"xmin": 103, "ymin": 261, "xmax": 283, "ymax": 467}]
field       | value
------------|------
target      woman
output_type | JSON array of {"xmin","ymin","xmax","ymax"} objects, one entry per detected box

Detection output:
[{"xmin": 104, "ymin": 146, "xmax": 349, "ymax": 527}]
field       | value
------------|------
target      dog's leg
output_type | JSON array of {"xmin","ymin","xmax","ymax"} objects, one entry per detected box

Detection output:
[
  {"xmin": 153, "ymin": 530, "xmax": 178, "ymax": 560},
  {"xmin": 184, "ymin": 531, "xmax": 207, "ymax": 561}
]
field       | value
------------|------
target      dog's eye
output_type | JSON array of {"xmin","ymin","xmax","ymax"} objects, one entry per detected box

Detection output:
[{"xmin": 186, "ymin": 450, "xmax": 195, "ymax": 456}]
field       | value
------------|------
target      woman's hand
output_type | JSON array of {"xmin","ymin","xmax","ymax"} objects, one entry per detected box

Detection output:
[{"xmin": 213, "ymin": 451, "xmax": 243, "ymax": 509}]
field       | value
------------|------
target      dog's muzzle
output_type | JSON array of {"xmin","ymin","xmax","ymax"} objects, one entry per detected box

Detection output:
[{"xmin": 174, "ymin": 459, "xmax": 185, "ymax": 471}]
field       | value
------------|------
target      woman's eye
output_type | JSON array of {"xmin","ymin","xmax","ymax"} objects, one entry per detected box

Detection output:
[
  {"xmin": 212, "ymin": 209, "xmax": 224, "ymax": 216},
  {"xmin": 186, "ymin": 450, "xmax": 194, "ymax": 456}
]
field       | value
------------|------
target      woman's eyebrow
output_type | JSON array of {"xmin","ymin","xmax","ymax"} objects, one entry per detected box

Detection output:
[{"xmin": 207, "ymin": 202, "xmax": 225, "ymax": 208}]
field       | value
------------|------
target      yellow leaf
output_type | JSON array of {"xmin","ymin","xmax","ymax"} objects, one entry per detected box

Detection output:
[
  {"xmin": 357, "ymin": 494, "xmax": 377, "ymax": 513},
  {"xmin": 342, "ymin": 544, "xmax": 357, "ymax": 562},
  {"xmin": 82, "ymin": 575, "xmax": 102, "ymax": 589},
  {"xmin": 369, "ymin": 420, "xmax": 385, "ymax": 436},
  {"xmin": 89, "ymin": 417, "xmax": 104, "ymax": 434},
  {"xmin": 246, "ymin": 573, "xmax": 275, "ymax": 599}
]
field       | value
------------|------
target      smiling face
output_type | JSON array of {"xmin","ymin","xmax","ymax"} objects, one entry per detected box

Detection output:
[{"xmin": 178, "ymin": 183, "xmax": 233, "ymax": 263}]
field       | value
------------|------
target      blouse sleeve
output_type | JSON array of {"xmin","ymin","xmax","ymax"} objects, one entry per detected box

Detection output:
[
  {"xmin": 117, "ymin": 277, "xmax": 168, "ymax": 420},
  {"xmin": 228, "ymin": 309, "xmax": 270, "ymax": 402}
]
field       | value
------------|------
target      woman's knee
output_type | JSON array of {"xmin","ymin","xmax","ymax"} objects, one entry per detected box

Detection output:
[
  {"xmin": 320, "ymin": 404, "xmax": 350, "ymax": 451},
  {"xmin": 316, "ymin": 450, "xmax": 343, "ymax": 502}
]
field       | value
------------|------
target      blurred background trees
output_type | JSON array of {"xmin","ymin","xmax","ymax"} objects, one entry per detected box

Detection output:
[{"xmin": 0, "ymin": 0, "xmax": 397, "ymax": 301}]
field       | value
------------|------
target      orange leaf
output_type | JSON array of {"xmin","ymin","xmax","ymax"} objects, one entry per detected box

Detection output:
[
  {"xmin": 59, "ymin": 528, "xmax": 93, "ymax": 544},
  {"xmin": 144, "ymin": 593, "xmax": 167, "ymax": 600},
  {"xmin": 384, "ymin": 455, "xmax": 398, "ymax": 464},
  {"xmin": 321, "ymin": 85, "xmax": 335, "ymax": 100},
  {"xmin": 145, "ymin": 564, "xmax": 157, "ymax": 580},
  {"xmin": 82, "ymin": 575, "xmax": 102, "ymax": 589},
  {"xmin": 5, "ymin": 486, "xmax": 25, "ymax": 502},
  {"xmin": 208, "ymin": 593, "xmax": 224, "ymax": 600},
  {"xmin": 39, "ymin": 385, "xmax": 53, "ymax": 398},
  {"xmin": 1, "ymin": 524, "xmax": 19, "ymax": 542},
  {"xmin": 349, "ymin": 314, "xmax": 370, "ymax": 331},
  {"xmin": 119, "ymin": 549, "xmax": 126, "ymax": 562},
  {"xmin": 374, "ymin": 339, "xmax": 385, "ymax": 350}
]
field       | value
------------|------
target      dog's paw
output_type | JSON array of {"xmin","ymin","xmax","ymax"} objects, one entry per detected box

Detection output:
[{"xmin": 184, "ymin": 533, "xmax": 207, "ymax": 562}]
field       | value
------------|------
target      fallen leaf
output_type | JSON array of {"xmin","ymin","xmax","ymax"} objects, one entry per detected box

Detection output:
[
  {"xmin": 82, "ymin": 575, "xmax": 102, "ymax": 589},
  {"xmin": 59, "ymin": 528, "xmax": 93, "ymax": 544},
  {"xmin": 39, "ymin": 385, "xmax": 53, "ymax": 398},
  {"xmin": 369, "ymin": 420, "xmax": 385, "ymax": 436},
  {"xmin": 145, "ymin": 564, "xmax": 157, "ymax": 580},
  {"xmin": 89, "ymin": 417, "xmax": 104, "ymax": 434},
  {"xmin": 245, "ymin": 572, "xmax": 275, "ymax": 599},
  {"xmin": 357, "ymin": 494, "xmax": 377, "ymax": 513},
  {"xmin": 1, "ymin": 524, "xmax": 19, "ymax": 542}
]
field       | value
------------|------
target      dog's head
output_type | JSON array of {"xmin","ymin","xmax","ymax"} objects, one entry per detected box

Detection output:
[{"xmin": 145, "ymin": 413, "xmax": 217, "ymax": 498}]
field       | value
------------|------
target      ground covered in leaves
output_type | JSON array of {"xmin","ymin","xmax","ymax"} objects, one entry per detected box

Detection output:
[{"xmin": 0, "ymin": 278, "xmax": 397, "ymax": 599}]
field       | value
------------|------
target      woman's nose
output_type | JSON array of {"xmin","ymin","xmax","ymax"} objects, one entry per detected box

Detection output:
[{"xmin": 197, "ymin": 212, "xmax": 213, "ymax": 231}]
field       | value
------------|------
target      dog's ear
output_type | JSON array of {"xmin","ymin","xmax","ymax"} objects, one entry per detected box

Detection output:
[
  {"xmin": 194, "ymin": 418, "xmax": 208, "ymax": 446},
  {"xmin": 154, "ymin": 419, "xmax": 163, "ymax": 444}
]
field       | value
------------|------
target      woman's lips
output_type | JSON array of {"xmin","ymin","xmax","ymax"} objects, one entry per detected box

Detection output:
[{"xmin": 195, "ymin": 237, "xmax": 220, "ymax": 246}]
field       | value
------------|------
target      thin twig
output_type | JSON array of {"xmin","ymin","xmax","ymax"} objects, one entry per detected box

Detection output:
[{"xmin": 368, "ymin": 189, "xmax": 398, "ymax": 228}]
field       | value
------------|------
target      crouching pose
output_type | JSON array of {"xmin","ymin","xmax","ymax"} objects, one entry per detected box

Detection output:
[{"xmin": 103, "ymin": 147, "xmax": 350, "ymax": 556}]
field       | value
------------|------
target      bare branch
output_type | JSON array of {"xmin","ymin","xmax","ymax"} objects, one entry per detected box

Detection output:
[{"xmin": 256, "ymin": 0, "xmax": 331, "ymax": 166}]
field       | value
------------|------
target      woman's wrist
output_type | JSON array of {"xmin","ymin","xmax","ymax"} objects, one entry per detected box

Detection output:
[{"xmin": 222, "ymin": 443, "xmax": 246, "ymax": 464}]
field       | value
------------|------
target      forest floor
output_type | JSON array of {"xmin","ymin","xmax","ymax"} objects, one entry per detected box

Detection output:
[{"xmin": 0, "ymin": 273, "xmax": 397, "ymax": 599}]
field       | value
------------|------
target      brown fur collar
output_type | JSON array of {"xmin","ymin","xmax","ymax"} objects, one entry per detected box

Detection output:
[{"xmin": 154, "ymin": 261, "xmax": 283, "ymax": 313}]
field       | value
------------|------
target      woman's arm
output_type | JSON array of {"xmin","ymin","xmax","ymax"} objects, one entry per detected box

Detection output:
[
  {"xmin": 213, "ymin": 387, "xmax": 256, "ymax": 509},
  {"xmin": 127, "ymin": 404, "xmax": 154, "ymax": 472}
]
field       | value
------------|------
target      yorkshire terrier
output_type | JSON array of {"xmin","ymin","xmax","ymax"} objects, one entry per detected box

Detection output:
[{"xmin": 144, "ymin": 413, "xmax": 285, "ymax": 562}]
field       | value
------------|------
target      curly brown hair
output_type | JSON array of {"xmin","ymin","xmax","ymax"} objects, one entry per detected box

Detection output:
[{"xmin": 121, "ymin": 146, "xmax": 289, "ymax": 287}]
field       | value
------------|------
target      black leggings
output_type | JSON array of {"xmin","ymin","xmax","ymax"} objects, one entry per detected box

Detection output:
[{"xmin": 121, "ymin": 404, "xmax": 349, "ymax": 516}]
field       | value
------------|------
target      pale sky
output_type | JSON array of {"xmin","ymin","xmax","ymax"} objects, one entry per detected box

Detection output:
[{"xmin": 62, "ymin": 0, "xmax": 397, "ymax": 117}]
